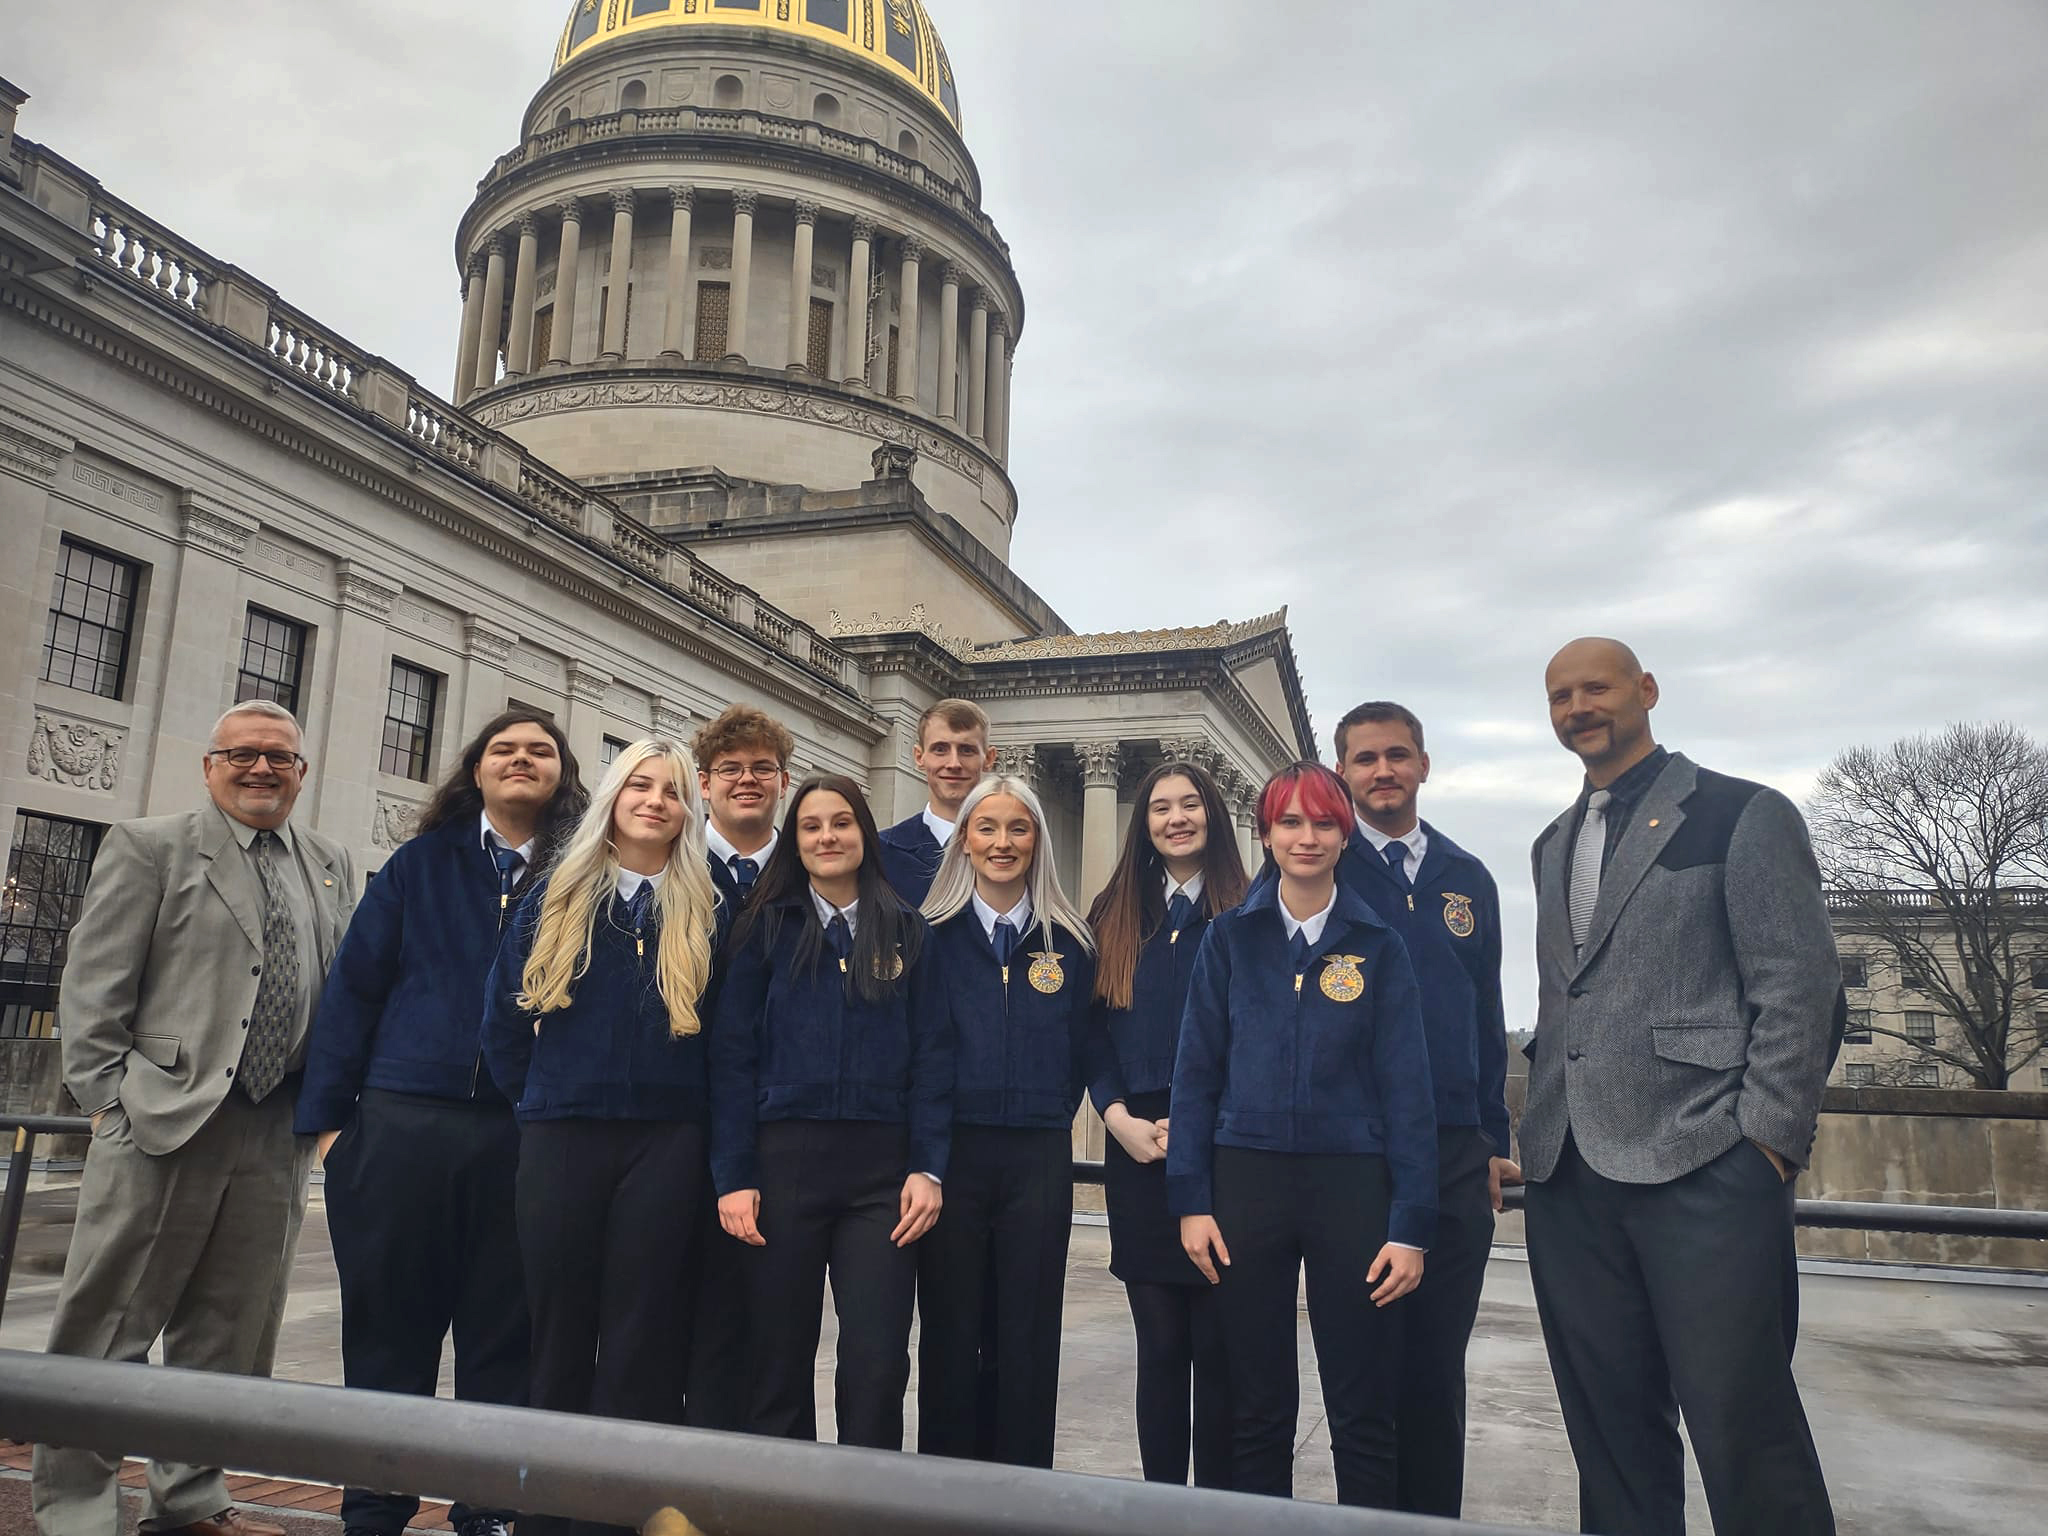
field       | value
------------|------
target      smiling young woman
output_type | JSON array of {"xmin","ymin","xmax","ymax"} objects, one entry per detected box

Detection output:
[
  {"xmin": 1083, "ymin": 761, "xmax": 1248, "ymax": 1487},
  {"xmin": 706, "ymin": 775, "xmax": 949, "ymax": 1451},
  {"xmin": 480, "ymin": 740, "xmax": 723, "ymax": 1534},
  {"xmin": 915, "ymin": 775, "xmax": 1095, "ymax": 1469},
  {"xmin": 1167, "ymin": 761, "xmax": 1438, "ymax": 1509}
]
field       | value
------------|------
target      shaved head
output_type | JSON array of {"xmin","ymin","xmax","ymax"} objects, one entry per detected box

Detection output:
[{"xmin": 1544, "ymin": 637, "xmax": 1660, "ymax": 785}]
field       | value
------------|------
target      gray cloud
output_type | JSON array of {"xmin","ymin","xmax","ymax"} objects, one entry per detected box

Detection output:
[{"xmin": 11, "ymin": 1, "xmax": 2046, "ymax": 1020}]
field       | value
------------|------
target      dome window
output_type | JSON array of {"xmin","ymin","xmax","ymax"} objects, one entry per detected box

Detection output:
[
  {"xmin": 808, "ymin": 0, "xmax": 851, "ymax": 33},
  {"xmin": 629, "ymin": 0, "xmax": 671, "ymax": 15},
  {"xmin": 553, "ymin": 105, "xmax": 572, "ymax": 130},
  {"xmin": 813, "ymin": 92, "xmax": 842, "ymax": 126},
  {"xmin": 713, "ymin": 74, "xmax": 744, "ymax": 108},
  {"xmin": 621, "ymin": 80, "xmax": 648, "ymax": 110},
  {"xmin": 897, "ymin": 128, "xmax": 920, "ymax": 161}
]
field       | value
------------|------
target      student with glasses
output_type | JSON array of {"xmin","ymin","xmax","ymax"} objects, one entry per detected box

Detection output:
[
  {"xmin": 1083, "ymin": 761, "xmax": 1248, "ymax": 1488},
  {"xmin": 482, "ymin": 740, "xmax": 724, "ymax": 1536},
  {"xmin": 298, "ymin": 709, "xmax": 587, "ymax": 1536},
  {"xmin": 917, "ymin": 776, "xmax": 1096, "ymax": 1468},
  {"xmin": 708, "ymin": 775, "xmax": 950, "ymax": 1449},
  {"xmin": 1170, "ymin": 762, "xmax": 1437, "ymax": 1509}
]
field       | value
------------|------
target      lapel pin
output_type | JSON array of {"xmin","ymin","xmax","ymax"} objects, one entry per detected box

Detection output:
[
  {"xmin": 323, "ymin": 877, "xmax": 335, "ymax": 886},
  {"xmin": 1648, "ymin": 819, "xmax": 1660, "ymax": 828}
]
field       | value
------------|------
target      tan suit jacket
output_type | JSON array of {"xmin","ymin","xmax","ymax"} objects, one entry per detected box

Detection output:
[{"xmin": 59, "ymin": 804, "xmax": 357, "ymax": 1155}]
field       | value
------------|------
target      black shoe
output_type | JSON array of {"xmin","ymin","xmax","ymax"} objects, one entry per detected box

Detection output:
[{"xmin": 458, "ymin": 1518, "xmax": 514, "ymax": 1536}]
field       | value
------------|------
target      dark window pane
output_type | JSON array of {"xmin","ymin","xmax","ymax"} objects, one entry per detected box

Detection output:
[
  {"xmin": 1, "ymin": 811, "xmax": 105, "ymax": 1012},
  {"xmin": 40, "ymin": 538, "xmax": 140, "ymax": 699},
  {"xmin": 381, "ymin": 661, "xmax": 440, "ymax": 782}
]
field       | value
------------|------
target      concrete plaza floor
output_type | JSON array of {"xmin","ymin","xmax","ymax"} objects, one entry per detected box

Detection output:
[{"xmin": 2, "ymin": 1184, "xmax": 2044, "ymax": 1533}]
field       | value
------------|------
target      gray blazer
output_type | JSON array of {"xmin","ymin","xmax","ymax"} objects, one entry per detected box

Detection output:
[
  {"xmin": 60, "ymin": 805, "xmax": 357, "ymax": 1155},
  {"xmin": 1521, "ymin": 752, "xmax": 1839, "ymax": 1185}
]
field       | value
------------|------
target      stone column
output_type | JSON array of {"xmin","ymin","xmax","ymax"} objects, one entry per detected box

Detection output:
[
  {"xmin": 867, "ymin": 243, "xmax": 892, "ymax": 395},
  {"xmin": 661, "ymin": 185, "xmax": 694, "ymax": 358},
  {"xmin": 454, "ymin": 254, "xmax": 486, "ymax": 401},
  {"xmin": 601, "ymin": 187, "xmax": 635, "ymax": 360},
  {"xmin": 992, "ymin": 743, "xmax": 1039, "ymax": 792},
  {"xmin": 472, "ymin": 235, "xmax": 508, "ymax": 395},
  {"xmin": 565, "ymin": 662, "xmax": 611, "ymax": 772},
  {"xmin": 323, "ymin": 561, "xmax": 403, "ymax": 847},
  {"xmin": 987, "ymin": 312, "xmax": 1011, "ymax": 461},
  {"xmin": 727, "ymin": 187, "xmax": 757, "ymax": 361},
  {"xmin": 505, "ymin": 212, "xmax": 541, "ymax": 376},
  {"xmin": 844, "ymin": 217, "xmax": 873, "ymax": 386},
  {"xmin": 787, "ymin": 199, "xmax": 818, "ymax": 370},
  {"xmin": 457, "ymin": 616, "xmax": 517, "ymax": 744},
  {"xmin": 1077, "ymin": 741, "xmax": 1122, "ymax": 905},
  {"xmin": 936, "ymin": 261, "xmax": 961, "ymax": 419},
  {"xmin": 548, "ymin": 199, "xmax": 582, "ymax": 367},
  {"xmin": 895, "ymin": 237, "xmax": 923, "ymax": 405},
  {"xmin": 144, "ymin": 497, "xmax": 259, "ymax": 816},
  {"xmin": 966, "ymin": 292, "xmax": 990, "ymax": 440}
]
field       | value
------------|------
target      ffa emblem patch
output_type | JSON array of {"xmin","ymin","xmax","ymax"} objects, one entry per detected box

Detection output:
[
  {"xmin": 1319, "ymin": 955, "xmax": 1366, "ymax": 1003},
  {"xmin": 1442, "ymin": 893, "xmax": 1476, "ymax": 939},
  {"xmin": 875, "ymin": 947, "xmax": 905, "ymax": 982},
  {"xmin": 1027, "ymin": 951, "xmax": 1066, "ymax": 994}
]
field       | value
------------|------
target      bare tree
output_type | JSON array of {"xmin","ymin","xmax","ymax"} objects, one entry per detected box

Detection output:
[{"xmin": 1808, "ymin": 723, "xmax": 2048, "ymax": 1089}]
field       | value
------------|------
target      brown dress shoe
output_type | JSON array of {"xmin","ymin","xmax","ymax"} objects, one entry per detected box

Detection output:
[{"xmin": 159, "ymin": 1509, "xmax": 289, "ymax": 1536}]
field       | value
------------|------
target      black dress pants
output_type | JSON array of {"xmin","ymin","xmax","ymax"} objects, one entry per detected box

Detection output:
[
  {"xmin": 742, "ymin": 1120, "xmax": 918, "ymax": 1447},
  {"xmin": 916, "ymin": 1125, "xmax": 1071, "ymax": 1467},
  {"xmin": 1125, "ymin": 1280, "xmax": 1232, "ymax": 1487},
  {"xmin": 1525, "ymin": 1135, "xmax": 1834, "ymax": 1536},
  {"xmin": 516, "ymin": 1118, "xmax": 707, "ymax": 1536},
  {"xmin": 683, "ymin": 1194, "xmax": 750, "ymax": 1431},
  {"xmin": 324, "ymin": 1088, "xmax": 526, "ymax": 1535},
  {"xmin": 1211, "ymin": 1147, "xmax": 1405, "ymax": 1508},
  {"xmin": 1394, "ymin": 1125, "xmax": 1496, "ymax": 1517}
]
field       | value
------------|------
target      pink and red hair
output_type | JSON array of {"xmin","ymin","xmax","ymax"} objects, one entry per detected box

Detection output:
[{"xmin": 1256, "ymin": 761, "xmax": 1357, "ymax": 839}]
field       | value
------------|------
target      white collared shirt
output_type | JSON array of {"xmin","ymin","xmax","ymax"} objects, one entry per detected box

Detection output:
[
  {"xmin": 922, "ymin": 805, "xmax": 956, "ymax": 847},
  {"xmin": 1278, "ymin": 888, "xmax": 1337, "ymax": 948},
  {"xmin": 1163, "ymin": 870, "xmax": 1206, "ymax": 908},
  {"xmin": 1357, "ymin": 821, "xmax": 1427, "ymax": 884},
  {"xmin": 705, "ymin": 819, "xmax": 777, "ymax": 872},
  {"xmin": 809, "ymin": 887, "xmax": 859, "ymax": 938},
  {"xmin": 480, "ymin": 810, "xmax": 538, "ymax": 867},
  {"xmin": 615, "ymin": 867, "xmax": 665, "ymax": 903},
  {"xmin": 972, "ymin": 888, "xmax": 1033, "ymax": 942}
]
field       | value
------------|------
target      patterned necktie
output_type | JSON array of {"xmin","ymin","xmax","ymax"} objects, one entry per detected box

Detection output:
[
  {"xmin": 1380, "ymin": 837, "xmax": 1410, "ymax": 888},
  {"xmin": 991, "ymin": 915, "xmax": 1018, "ymax": 969},
  {"xmin": 491, "ymin": 843, "xmax": 525, "ymax": 923},
  {"xmin": 238, "ymin": 830, "xmax": 300, "ymax": 1102},
  {"xmin": 1569, "ymin": 788, "xmax": 1613, "ymax": 954},
  {"xmin": 1165, "ymin": 891, "xmax": 1194, "ymax": 939},
  {"xmin": 730, "ymin": 856, "xmax": 759, "ymax": 896}
]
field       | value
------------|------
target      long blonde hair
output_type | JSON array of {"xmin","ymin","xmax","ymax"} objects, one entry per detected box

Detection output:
[
  {"xmin": 922, "ymin": 775, "xmax": 1095, "ymax": 953},
  {"xmin": 517, "ymin": 738, "xmax": 720, "ymax": 1036}
]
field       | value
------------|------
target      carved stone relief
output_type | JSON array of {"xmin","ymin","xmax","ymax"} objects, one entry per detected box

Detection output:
[
  {"xmin": 370, "ymin": 794, "xmax": 423, "ymax": 850},
  {"xmin": 26, "ymin": 712, "xmax": 123, "ymax": 792}
]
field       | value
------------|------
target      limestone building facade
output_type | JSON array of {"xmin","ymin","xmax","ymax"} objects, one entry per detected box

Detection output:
[{"xmin": 0, "ymin": 4, "xmax": 1314, "ymax": 1137}]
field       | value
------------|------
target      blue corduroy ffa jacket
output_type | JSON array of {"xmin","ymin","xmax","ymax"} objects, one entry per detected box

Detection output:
[
  {"xmin": 928, "ymin": 908, "xmax": 1096, "ymax": 1130},
  {"xmin": 877, "ymin": 813, "xmax": 945, "ymax": 907},
  {"xmin": 1085, "ymin": 898, "xmax": 1215, "ymax": 1112},
  {"xmin": 708, "ymin": 896, "xmax": 954, "ymax": 1194},
  {"xmin": 296, "ymin": 816, "xmax": 517, "ymax": 1133},
  {"xmin": 482, "ymin": 879, "xmax": 718, "ymax": 1122},
  {"xmin": 1166, "ymin": 881, "xmax": 1439, "ymax": 1248},
  {"xmin": 1333, "ymin": 825, "xmax": 1512, "ymax": 1157}
]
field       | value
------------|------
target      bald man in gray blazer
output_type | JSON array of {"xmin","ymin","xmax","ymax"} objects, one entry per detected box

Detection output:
[
  {"xmin": 33, "ymin": 701, "xmax": 356, "ymax": 1536},
  {"xmin": 1522, "ymin": 640, "xmax": 1838, "ymax": 1536}
]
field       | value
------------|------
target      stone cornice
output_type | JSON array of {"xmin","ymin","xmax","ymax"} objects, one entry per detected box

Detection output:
[
  {"xmin": 0, "ymin": 402, "xmax": 70, "ymax": 482},
  {"xmin": 177, "ymin": 491, "xmax": 258, "ymax": 561}
]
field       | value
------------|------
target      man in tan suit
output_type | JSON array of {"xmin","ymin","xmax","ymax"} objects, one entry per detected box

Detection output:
[{"xmin": 33, "ymin": 700, "xmax": 357, "ymax": 1536}]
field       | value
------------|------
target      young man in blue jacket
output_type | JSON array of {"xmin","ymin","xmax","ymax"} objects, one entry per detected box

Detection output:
[
  {"xmin": 297, "ymin": 709, "xmax": 586, "ymax": 1536},
  {"xmin": 877, "ymin": 698, "xmax": 996, "ymax": 906},
  {"xmin": 1331, "ymin": 701, "xmax": 1518, "ymax": 1519}
]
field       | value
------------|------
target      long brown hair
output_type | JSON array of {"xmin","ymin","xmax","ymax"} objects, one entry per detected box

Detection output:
[{"xmin": 1088, "ymin": 761, "xmax": 1248, "ymax": 1011}]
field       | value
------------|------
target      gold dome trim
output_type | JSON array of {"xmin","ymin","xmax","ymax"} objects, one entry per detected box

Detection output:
[{"xmin": 554, "ymin": 0, "xmax": 960, "ymax": 128}]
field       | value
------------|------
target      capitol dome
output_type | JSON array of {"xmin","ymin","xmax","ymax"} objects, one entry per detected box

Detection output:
[{"xmin": 554, "ymin": 0, "xmax": 960, "ymax": 128}]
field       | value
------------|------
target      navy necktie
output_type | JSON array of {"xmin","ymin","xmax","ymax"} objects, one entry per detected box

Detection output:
[
  {"xmin": 1288, "ymin": 929, "xmax": 1310, "ymax": 976},
  {"xmin": 490, "ymin": 842, "xmax": 526, "ymax": 909},
  {"xmin": 827, "ymin": 913, "xmax": 853, "ymax": 965},
  {"xmin": 992, "ymin": 916, "xmax": 1018, "ymax": 969},
  {"xmin": 1380, "ymin": 837, "xmax": 1410, "ymax": 888},
  {"xmin": 1165, "ymin": 891, "xmax": 1194, "ymax": 935},
  {"xmin": 730, "ymin": 856, "xmax": 759, "ymax": 895},
  {"xmin": 626, "ymin": 880, "xmax": 656, "ymax": 928}
]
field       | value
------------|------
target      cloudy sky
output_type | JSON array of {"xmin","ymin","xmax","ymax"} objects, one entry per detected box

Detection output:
[{"xmin": 11, "ymin": 2, "xmax": 2047, "ymax": 1021}]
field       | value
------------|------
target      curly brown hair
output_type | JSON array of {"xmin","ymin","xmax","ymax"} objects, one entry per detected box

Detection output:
[{"xmin": 691, "ymin": 704, "xmax": 795, "ymax": 770}]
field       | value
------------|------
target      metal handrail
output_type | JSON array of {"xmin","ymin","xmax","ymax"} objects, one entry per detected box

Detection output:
[
  {"xmin": 0, "ymin": 1112, "xmax": 89, "ymax": 1326},
  {"xmin": 1073, "ymin": 1162, "xmax": 2048, "ymax": 1239},
  {"xmin": 0, "ymin": 1352, "xmax": 1540, "ymax": 1536}
]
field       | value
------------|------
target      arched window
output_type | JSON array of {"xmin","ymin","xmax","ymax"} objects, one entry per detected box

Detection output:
[
  {"xmin": 620, "ymin": 80, "xmax": 648, "ymax": 111},
  {"xmin": 713, "ymin": 74, "xmax": 745, "ymax": 108},
  {"xmin": 897, "ymin": 128, "xmax": 920, "ymax": 161},
  {"xmin": 813, "ymin": 91, "xmax": 841, "ymax": 127},
  {"xmin": 553, "ymin": 105, "xmax": 572, "ymax": 130}
]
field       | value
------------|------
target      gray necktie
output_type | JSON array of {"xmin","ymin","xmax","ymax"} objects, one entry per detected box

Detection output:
[
  {"xmin": 238, "ymin": 830, "xmax": 300, "ymax": 1102},
  {"xmin": 1568, "ymin": 789, "xmax": 1613, "ymax": 955}
]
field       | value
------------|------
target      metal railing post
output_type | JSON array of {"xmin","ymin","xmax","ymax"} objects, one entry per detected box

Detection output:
[{"xmin": 0, "ymin": 1123, "xmax": 34, "ymax": 1326}]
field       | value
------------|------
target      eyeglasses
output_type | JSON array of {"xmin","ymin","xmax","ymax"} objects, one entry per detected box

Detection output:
[
  {"xmin": 710, "ymin": 761, "xmax": 783, "ymax": 782},
  {"xmin": 207, "ymin": 748, "xmax": 307, "ymax": 772}
]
